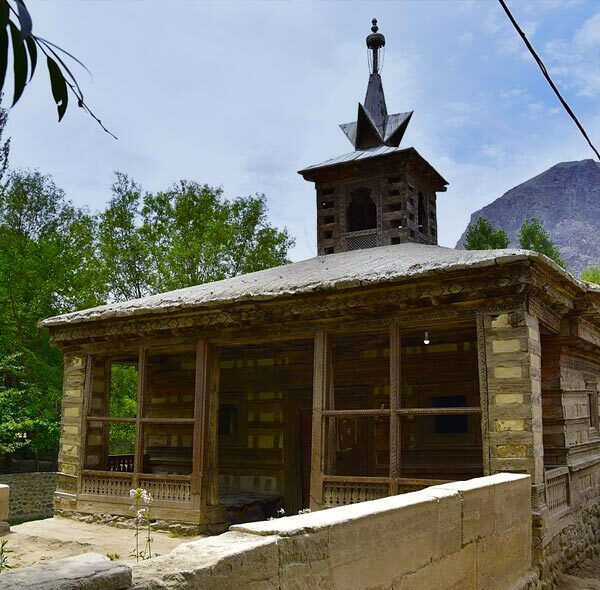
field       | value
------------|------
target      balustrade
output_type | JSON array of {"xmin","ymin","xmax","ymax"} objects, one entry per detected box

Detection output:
[{"xmin": 81, "ymin": 472, "xmax": 132, "ymax": 497}]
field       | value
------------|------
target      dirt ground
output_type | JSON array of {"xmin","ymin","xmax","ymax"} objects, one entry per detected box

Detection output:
[
  {"xmin": 2, "ymin": 517, "xmax": 202, "ymax": 570},
  {"xmin": 559, "ymin": 557, "xmax": 600, "ymax": 589}
]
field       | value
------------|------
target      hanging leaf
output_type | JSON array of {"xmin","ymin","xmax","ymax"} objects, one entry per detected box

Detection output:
[
  {"xmin": 25, "ymin": 35, "xmax": 36, "ymax": 82},
  {"xmin": 46, "ymin": 55, "xmax": 68, "ymax": 121},
  {"xmin": 0, "ymin": 2, "xmax": 8, "ymax": 30},
  {"xmin": 0, "ymin": 26, "xmax": 7, "ymax": 98},
  {"xmin": 15, "ymin": 0, "xmax": 32, "ymax": 41},
  {"xmin": 9, "ymin": 22, "xmax": 27, "ymax": 106}
]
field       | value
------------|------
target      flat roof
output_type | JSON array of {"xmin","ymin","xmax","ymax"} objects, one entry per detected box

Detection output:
[{"xmin": 40, "ymin": 243, "xmax": 587, "ymax": 329}]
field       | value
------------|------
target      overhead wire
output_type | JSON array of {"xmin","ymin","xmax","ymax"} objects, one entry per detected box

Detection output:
[{"xmin": 498, "ymin": 0, "xmax": 600, "ymax": 161}]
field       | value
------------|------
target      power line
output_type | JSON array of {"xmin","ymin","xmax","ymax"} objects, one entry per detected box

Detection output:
[{"xmin": 498, "ymin": 0, "xmax": 600, "ymax": 161}]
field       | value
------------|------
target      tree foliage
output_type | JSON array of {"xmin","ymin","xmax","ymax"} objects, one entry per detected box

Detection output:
[
  {"xmin": 0, "ymin": 164, "xmax": 293, "ymax": 459},
  {"xmin": 0, "ymin": 169, "xmax": 101, "ymax": 456},
  {"xmin": 99, "ymin": 175, "xmax": 294, "ymax": 300},
  {"xmin": 464, "ymin": 217, "xmax": 509, "ymax": 250},
  {"xmin": 518, "ymin": 218, "xmax": 565, "ymax": 268},
  {"xmin": 581, "ymin": 266, "xmax": 600, "ymax": 285}
]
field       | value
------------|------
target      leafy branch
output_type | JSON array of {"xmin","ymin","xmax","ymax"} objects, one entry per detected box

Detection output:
[{"xmin": 1, "ymin": 0, "xmax": 116, "ymax": 138}]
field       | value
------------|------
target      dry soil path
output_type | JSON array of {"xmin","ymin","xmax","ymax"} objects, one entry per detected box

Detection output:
[{"xmin": 3, "ymin": 517, "xmax": 202, "ymax": 570}]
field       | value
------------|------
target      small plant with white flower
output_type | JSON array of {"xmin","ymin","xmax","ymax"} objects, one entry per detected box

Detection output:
[{"xmin": 129, "ymin": 488, "xmax": 153, "ymax": 562}]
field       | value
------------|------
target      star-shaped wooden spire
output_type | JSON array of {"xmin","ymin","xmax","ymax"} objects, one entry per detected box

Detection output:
[{"xmin": 340, "ymin": 19, "xmax": 413, "ymax": 150}]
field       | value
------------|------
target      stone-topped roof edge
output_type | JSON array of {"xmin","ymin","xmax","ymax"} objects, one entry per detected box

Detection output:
[{"xmin": 38, "ymin": 244, "xmax": 596, "ymax": 330}]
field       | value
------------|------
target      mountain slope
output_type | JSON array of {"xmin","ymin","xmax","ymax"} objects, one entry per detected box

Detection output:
[{"xmin": 456, "ymin": 159, "xmax": 600, "ymax": 275}]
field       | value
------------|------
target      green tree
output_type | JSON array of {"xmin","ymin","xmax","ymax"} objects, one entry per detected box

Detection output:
[
  {"xmin": 464, "ymin": 217, "xmax": 509, "ymax": 250},
  {"xmin": 98, "ymin": 173, "xmax": 152, "ymax": 301},
  {"xmin": 0, "ymin": 170, "xmax": 101, "ymax": 458},
  {"xmin": 98, "ymin": 175, "xmax": 294, "ymax": 299},
  {"xmin": 518, "ymin": 218, "xmax": 565, "ymax": 268},
  {"xmin": 581, "ymin": 266, "xmax": 600, "ymax": 285}
]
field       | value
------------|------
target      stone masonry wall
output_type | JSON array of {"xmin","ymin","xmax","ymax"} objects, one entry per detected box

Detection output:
[
  {"xmin": 0, "ymin": 472, "xmax": 57, "ymax": 522},
  {"xmin": 482, "ymin": 311, "xmax": 545, "ymax": 505},
  {"xmin": 54, "ymin": 354, "xmax": 87, "ymax": 515},
  {"xmin": 131, "ymin": 473, "xmax": 540, "ymax": 590}
]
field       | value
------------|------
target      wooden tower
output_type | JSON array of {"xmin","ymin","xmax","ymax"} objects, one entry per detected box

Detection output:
[{"xmin": 299, "ymin": 19, "xmax": 448, "ymax": 256}]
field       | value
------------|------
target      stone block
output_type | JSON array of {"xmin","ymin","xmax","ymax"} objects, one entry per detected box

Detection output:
[
  {"xmin": 0, "ymin": 484, "xmax": 9, "ymax": 521},
  {"xmin": 431, "ymin": 477, "xmax": 497, "ymax": 545},
  {"xmin": 2, "ymin": 553, "xmax": 131, "ymax": 590},
  {"xmin": 494, "ymin": 366, "xmax": 524, "ymax": 379},
  {"xmin": 496, "ymin": 443, "xmax": 528, "ymax": 458},
  {"xmin": 327, "ymin": 489, "xmax": 461, "ymax": 589},
  {"xmin": 476, "ymin": 525, "xmax": 531, "ymax": 590},
  {"xmin": 495, "ymin": 394, "xmax": 524, "ymax": 405},
  {"xmin": 393, "ymin": 544, "xmax": 477, "ymax": 590},
  {"xmin": 278, "ymin": 530, "xmax": 331, "ymax": 589},
  {"xmin": 495, "ymin": 419, "xmax": 526, "ymax": 431},
  {"xmin": 492, "ymin": 339, "xmax": 522, "ymax": 353}
]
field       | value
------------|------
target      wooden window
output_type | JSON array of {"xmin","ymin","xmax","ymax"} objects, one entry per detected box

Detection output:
[
  {"xmin": 433, "ymin": 396, "xmax": 469, "ymax": 434},
  {"xmin": 346, "ymin": 188, "xmax": 376, "ymax": 232},
  {"xmin": 83, "ymin": 356, "xmax": 138, "ymax": 472},
  {"xmin": 417, "ymin": 191, "xmax": 428, "ymax": 234},
  {"xmin": 219, "ymin": 404, "xmax": 239, "ymax": 436},
  {"xmin": 587, "ymin": 380, "xmax": 599, "ymax": 432}
]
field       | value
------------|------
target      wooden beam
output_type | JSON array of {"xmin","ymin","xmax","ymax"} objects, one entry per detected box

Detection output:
[
  {"xmin": 389, "ymin": 323, "xmax": 401, "ymax": 493},
  {"xmin": 133, "ymin": 347, "xmax": 147, "ymax": 488},
  {"xmin": 476, "ymin": 314, "xmax": 491, "ymax": 475},
  {"xmin": 310, "ymin": 331, "xmax": 330, "ymax": 510},
  {"xmin": 192, "ymin": 341, "xmax": 208, "ymax": 505},
  {"xmin": 200, "ymin": 344, "xmax": 221, "ymax": 507}
]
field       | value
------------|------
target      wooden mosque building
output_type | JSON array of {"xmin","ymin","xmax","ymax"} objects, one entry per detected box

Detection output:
[{"xmin": 45, "ymin": 19, "xmax": 600, "ymax": 558}]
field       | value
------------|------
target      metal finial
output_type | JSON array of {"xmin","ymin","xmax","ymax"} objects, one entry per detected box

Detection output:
[{"xmin": 366, "ymin": 17, "xmax": 385, "ymax": 73}]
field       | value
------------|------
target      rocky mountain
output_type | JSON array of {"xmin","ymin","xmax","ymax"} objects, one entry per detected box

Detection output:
[{"xmin": 456, "ymin": 159, "xmax": 600, "ymax": 275}]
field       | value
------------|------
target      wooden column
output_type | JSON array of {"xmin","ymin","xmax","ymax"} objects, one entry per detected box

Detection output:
[
  {"xmin": 132, "ymin": 347, "xmax": 148, "ymax": 488},
  {"xmin": 198, "ymin": 343, "xmax": 220, "ymax": 507},
  {"xmin": 310, "ymin": 331, "xmax": 331, "ymax": 510},
  {"xmin": 389, "ymin": 323, "xmax": 401, "ymax": 494}
]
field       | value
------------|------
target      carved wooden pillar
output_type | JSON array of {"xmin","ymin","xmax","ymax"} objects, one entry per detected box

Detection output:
[
  {"xmin": 310, "ymin": 331, "xmax": 332, "ymax": 510},
  {"xmin": 194, "ymin": 341, "xmax": 221, "ymax": 508},
  {"xmin": 389, "ymin": 323, "xmax": 401, "ymax": 494},
  {"xmin": 132, "ymin": 347, "xmax": 148, "ymax": 489}
]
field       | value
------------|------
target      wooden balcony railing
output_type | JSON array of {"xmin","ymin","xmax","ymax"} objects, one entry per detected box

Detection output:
[
  {"xmin": 80, "ymin": 470, "xmax": 192, "ymax": 506},
  {"xmin": 545, "ymin": 467, "xmax": 570, "ymax": 515},
  {"xmin": 322, "ymin": 476, "xmax": 450, "ymax": 507},
  {"xmin": 81, "ymin": 471, "xmax": 133, "ymax": 498}
]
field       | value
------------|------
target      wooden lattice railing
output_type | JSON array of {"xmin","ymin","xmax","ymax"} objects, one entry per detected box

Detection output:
[
  {"xmin": 545, "ymin": 467, "xmax": 569, "ymax": 515},
  {"xmin": 80, "ymin": 471, "xmax": 192, "ymax": 505},
  {"xmin": 81, "ymin": 471, "xmax": 133, "ymax": 497},
  {"xmin": 322, "ymin": 476, "xmax": 450, "ymax": 507},
  {"xmin": 323, "ymin": 478, "xmax": 389, "ymax": 507},
  {"xmin": 139, "ymin": 475, "xmax": 191, "ymax": 503}
]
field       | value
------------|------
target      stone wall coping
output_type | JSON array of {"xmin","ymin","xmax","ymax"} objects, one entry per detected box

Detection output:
[
  {"xmin": 231, "ymin": 487, "xmax": 457, "ymax": 537},
  {"xmin": 232, "ymin": 473, "xmax": 529, "ymax": 538}
]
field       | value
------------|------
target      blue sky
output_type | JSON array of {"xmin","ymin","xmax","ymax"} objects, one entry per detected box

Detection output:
[{"xmin": 7, "ymin": 0, "xmax": 600, "ymax": 260}]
